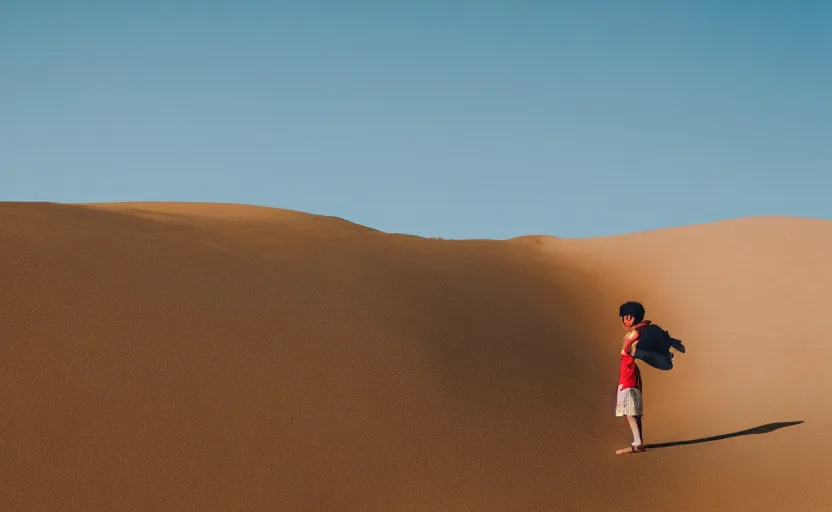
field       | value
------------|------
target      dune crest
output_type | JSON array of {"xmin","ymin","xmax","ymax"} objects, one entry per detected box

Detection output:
[{"xmin": 1, "ymin": 202, "xmax": 830, "ymax": 511}]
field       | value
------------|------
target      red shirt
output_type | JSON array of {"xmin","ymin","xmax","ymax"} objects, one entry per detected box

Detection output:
[
  {"xmin": 619, "ymin": 350, "xmax": 641, "ymax": 390},
  {"xmin": 618, "ymin": 323, "xmax": 648, "ymax": 390}
]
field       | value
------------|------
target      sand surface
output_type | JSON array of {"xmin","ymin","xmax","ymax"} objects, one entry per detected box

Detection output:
[{"xmin": 1, "ymin": 201, "xmax": 830, "ymax": 511}]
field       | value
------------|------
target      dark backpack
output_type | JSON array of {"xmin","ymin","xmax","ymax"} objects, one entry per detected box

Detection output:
[{"xmin": 633, "ymin": 324, "xmax": 685, "ymax": 370}]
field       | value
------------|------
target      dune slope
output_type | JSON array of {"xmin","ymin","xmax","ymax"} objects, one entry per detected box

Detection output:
[{"xmin": 1, "ymin": 202, "xmax": 830, "ymax": 511}]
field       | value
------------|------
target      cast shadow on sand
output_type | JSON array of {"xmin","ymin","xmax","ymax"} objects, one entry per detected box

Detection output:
[{"xmin": 646, "ymin": 421, "xmax": 804, "ymax": 450}]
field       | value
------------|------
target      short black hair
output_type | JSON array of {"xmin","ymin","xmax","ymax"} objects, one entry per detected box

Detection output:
[{"xmin": 619, "ymin": 301, "xmax": 645, "ymax": 323}]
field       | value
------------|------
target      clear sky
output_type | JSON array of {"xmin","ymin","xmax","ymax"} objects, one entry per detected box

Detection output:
[{"xmin": 2, "ymin": 1, "xmax": 830, "ymax": 239}]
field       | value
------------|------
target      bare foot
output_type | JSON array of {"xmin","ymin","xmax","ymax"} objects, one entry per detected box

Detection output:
[{"xmin": 616, "ymin": 444, "xmax": 646, "ymax": 455}]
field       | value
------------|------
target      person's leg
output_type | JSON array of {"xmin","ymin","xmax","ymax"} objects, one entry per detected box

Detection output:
[
  {"xmin": 634, "ymin": 385, "xmax": 644, "ymax": 445},
  {"xmin": 627, "ymin": 415, "xmax": 643, "ymax": 447},
  {"xmin": 616, "ymin": 388, "xmax": 645, "ymax": 454}
]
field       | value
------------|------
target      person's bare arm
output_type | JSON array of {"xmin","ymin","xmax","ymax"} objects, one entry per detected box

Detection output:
[{"xmin": 621, "ymin": 330, "xmax": 639, "ymax": 355}]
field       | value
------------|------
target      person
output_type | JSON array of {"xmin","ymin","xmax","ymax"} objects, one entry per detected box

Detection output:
[{"xmin": 615, "ymin": 301, "xmax": 650, "ymax": 454}]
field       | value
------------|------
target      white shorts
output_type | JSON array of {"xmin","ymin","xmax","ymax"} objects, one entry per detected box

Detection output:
[{"xmin": 615, "ymin": 387, "xmax": 643, "ymax": 417}]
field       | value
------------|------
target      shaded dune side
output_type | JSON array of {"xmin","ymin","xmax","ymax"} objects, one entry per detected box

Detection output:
[{"xmin": 1, "ymin": 203, "xmax": 619, "ymax": 512}]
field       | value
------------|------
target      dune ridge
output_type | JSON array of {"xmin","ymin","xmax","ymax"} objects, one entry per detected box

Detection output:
[{"xmin": 1, "ymin": 201, "xmax": 830, "ymax": 511}]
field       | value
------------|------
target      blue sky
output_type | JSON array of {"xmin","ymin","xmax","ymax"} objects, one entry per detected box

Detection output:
[{"xmin": 2, "ymin": 1, "xmax": 830, "ymax": 239}]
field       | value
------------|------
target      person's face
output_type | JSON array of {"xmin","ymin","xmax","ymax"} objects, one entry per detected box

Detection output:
[{"xmin": 621, "ymin": 315, "xmax": 636, "ymax": 330}]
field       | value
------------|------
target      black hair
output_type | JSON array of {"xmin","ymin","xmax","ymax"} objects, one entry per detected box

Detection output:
[{"xmin": 619, "ymin": 301, "xmax": 645, "ymax": 323}]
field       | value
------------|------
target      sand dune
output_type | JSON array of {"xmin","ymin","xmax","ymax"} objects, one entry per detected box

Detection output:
[{"xmin": 1, "ymin": 202, "xmax": 830, "ymax": 511}]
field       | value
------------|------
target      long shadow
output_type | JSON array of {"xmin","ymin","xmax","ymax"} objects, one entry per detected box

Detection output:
[{"xmin": 646, "ymin": 421, "xmax": 804, "ymax": 449}]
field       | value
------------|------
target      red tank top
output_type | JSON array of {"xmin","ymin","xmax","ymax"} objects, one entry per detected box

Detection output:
[
  {"xmin": 619, "ymin": 351, "xmax": 641, "ymax": 390},
  {"xmin": 618, "ymin": 325, "xmax": 646, "ymax": 390}
]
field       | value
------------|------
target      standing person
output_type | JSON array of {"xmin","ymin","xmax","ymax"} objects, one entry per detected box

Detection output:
[{"xmin": 615, "ymin": 301, "xmax": 650, "ymax": 454}]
